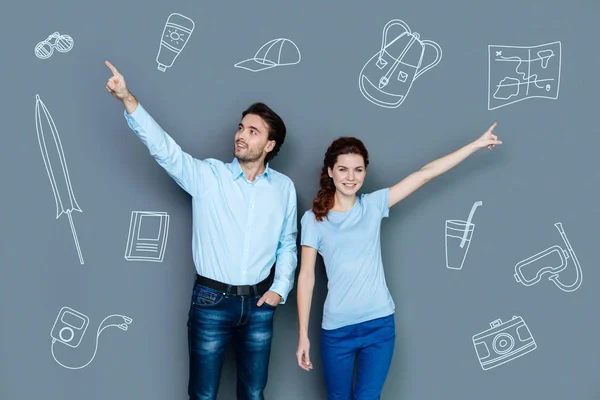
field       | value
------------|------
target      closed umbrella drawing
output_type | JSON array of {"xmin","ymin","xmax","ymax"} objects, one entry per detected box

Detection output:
[{"xmin": 35, "ymin": 94, "xmax": 84, "ymax": 264}]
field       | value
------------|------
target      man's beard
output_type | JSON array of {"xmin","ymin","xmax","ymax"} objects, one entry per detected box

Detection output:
[{"xmin": 234, "ymin": 146, "xmax": 264, "ymax": 163}]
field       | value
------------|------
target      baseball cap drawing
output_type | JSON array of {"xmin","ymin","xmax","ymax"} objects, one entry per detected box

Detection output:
[{"xmin": 235, "ymin": 38, "xmax": 301, "ymax": 72}]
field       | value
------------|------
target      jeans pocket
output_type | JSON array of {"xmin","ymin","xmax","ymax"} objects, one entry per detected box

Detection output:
[
  {"xmin": 192, "ymin": 285, "xmax": 224, "ymax": 308},
  {"xmin": 254, "ymin": 295, "xmax": 277, "ymax": 311},
  {"xmin": 262, "ymin": 302, "xmax": 277, "ymax": 310}
]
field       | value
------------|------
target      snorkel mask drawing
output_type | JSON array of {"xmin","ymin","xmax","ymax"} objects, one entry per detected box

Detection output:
[
  {"xmin": 359, "ymin": 19, "xmax": 442, "ymax": 109},
  {"xmin": 514, "ymin": 222, "xmax": 583, "ymax": 293}
]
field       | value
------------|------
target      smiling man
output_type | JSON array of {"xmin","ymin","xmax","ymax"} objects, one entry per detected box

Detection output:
[{"xmin": 104, "ymin": 61, "xmax": 298, "ymax": 400}]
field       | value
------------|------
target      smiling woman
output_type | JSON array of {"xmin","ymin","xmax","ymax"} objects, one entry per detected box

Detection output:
[
  {"xmin": 328, "ymin": 154, "xmax": 367, "ymax": 205},
  {"xmin": 312, "ymin": 137, "xmax": 370, "ymax": 220},
  {"xmin": 296, "ymin": 125, "xmax": 500, "ymax": 399}
]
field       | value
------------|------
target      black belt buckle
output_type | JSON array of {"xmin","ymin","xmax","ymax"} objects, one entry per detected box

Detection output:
[{"xmin": 233, "ymin": 285, "xmax": 251, "ymax": 296}]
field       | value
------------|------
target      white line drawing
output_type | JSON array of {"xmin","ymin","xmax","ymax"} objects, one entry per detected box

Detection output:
[
  {"xmin": 358, "ymin": 19, "xmax": 442, "ymax": 109},
  {"xmin": 34, "ymin": 32, "xmax": 74, "ymax": 59},
  {"xmin": 445, "ymin": 201, "xmax": 482, "ymax": 270},
  {"xmin": 156, "ymin": 13, "xmax": 195, "ymax": 72},
  {"xmin": 125, "ymin": 211, "xmax": 170, "ymax": 262},
  {"xmin": 35, "ymin": 94, "xmax": 84, "ymax": 265},
  {"xmin": 234, "ymin": 38, "xmax": 301, "ymax": 72},
  {"xmin": 472, "ymin": 315, "xmax": 537, "ymax": 371},
  {"xmin": 514, "ymin": 222, "xmax": 582, "ymax": 292},
  {"xmin": 50, "ymin": 306, "xmax": 133, "ymax": 370},
  {"xmin": 488, "ymin": 41, "xmax": 561, "ymax": 110}
]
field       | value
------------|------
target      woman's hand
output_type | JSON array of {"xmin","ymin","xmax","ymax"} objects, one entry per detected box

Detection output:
[
  {"xmin": 296, "ymin": 336, "xmax": 313, "ymax": 371},
  {"xmin": 471, "ymin": 122, "xmax": 502, "ymax": 151}
]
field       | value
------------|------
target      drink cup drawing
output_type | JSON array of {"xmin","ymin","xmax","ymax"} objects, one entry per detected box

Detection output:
[
  {"xmin": 359, "ymin": 19, "xmax": 442, "ymax": 109},
  {"xmin": 156, "ymin": 13, "xmax": 195, "ymax": 72},
  {"xmin": 445, "ymin": 201, "xmax": 482, "ymax": 270}
]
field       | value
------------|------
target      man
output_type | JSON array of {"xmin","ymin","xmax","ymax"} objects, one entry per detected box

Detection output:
[{"xmin": 104, "ymin": 61, "xmax": 298, "ymax": 400}]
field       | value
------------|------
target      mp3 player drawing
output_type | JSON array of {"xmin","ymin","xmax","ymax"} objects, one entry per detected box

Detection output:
[
  {"xmin": 472, "ymin": 315, "xmax": 537, "ymax": 371},
  {"xmin": 50, "ymin": 306, "xmax": 133, "ymax": 370},
  {"xmin": 50, "ymin": 307, "xmax": 89, "ymax": 349},
  {"xmin": 125, "ymin": 211, "xmax": 170, "ymax": 262}
]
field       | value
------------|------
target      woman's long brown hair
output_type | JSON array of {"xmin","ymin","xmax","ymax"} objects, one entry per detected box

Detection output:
[{"xmin": 312, "ymin": 137, "xmax": 369, "ymax": 221}]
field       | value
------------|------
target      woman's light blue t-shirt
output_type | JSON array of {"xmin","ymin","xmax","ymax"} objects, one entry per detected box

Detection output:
[{"xmin": 301, "ymin": 188, "xmax": 395, "ymax": 330}]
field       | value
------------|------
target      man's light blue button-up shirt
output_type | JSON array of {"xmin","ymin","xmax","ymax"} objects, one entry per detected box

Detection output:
[{"xmin": 124, "ymin": 103, "xmax": 298, "ymax": 302}]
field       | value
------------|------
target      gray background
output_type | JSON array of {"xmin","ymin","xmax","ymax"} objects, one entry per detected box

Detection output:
[{"xmin": 1, "ymin": 0, "xmax": 599, "ymax": 399}]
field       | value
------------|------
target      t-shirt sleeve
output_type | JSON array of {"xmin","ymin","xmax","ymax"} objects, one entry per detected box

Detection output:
[
  {"xmin": 300, "ymin": 211, "xmax": 320, "ymax": 250},
  {"xmin": 364, "ymin": 188, "xmax": 390, "ymax": 219}
]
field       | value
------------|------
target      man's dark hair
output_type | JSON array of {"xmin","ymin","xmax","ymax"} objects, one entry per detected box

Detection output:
[{"xmin": 242, "ymin": 102, "xmax": 287, "ymax": 164}]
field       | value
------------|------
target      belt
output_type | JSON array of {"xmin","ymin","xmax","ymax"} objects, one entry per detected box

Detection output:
[{"xmin": 195, "ymin": 267, "xmax": 275, "ymax": 297}]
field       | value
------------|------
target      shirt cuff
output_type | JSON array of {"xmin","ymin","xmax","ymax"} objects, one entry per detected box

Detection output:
[
  {"xmin": 123, "ymin": 102, "xmax": 147, "ymax": 127},
  {"xmin": 269, "ymin": 280, "xmax": 290, "ymax": 305}
]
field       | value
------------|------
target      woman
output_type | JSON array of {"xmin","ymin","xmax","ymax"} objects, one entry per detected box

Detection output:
[{"xmin": 296, "ymin": 124, "xmax": 502, "ymax": 399}]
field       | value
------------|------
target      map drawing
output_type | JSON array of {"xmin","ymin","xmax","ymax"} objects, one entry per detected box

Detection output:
[{"xmin": 488, "ymin": 41, "xmax": 561, "ymax": 110}]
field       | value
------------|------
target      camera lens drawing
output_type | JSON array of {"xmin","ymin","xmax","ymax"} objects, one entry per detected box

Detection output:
[
  {"xmin": 472, "ymin": 315, "xmax": 537, "ymax": 371},
  {"xmin": 35, "ymin": 94, "xmax": 84, "ymax": 264},
  {"xmin": 514, "ymin": 222, "xmax": 582, "ymax": 293},
  {"xmin": 156, "ymin": 13, "xmax": 195, "ymax": 72},
  {"xmin": 50, "ymin": 306, "xmax": 133, "ymax": 370},
  {"xmin": 445, "ymin": 201, "xmax": 482, "ymax": 270}
]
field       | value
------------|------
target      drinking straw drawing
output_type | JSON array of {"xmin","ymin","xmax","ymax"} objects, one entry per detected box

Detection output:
[
  {"xmin": 35, "ymin": 94, "xmax": 84, "ymax": 264},
  {"xmin": 445, "ymin": 200, "xmax": 483, "ymax": 270},
  {"xmin": 461, "ymin": 201, "xmax": 483, "ymax": 248}
]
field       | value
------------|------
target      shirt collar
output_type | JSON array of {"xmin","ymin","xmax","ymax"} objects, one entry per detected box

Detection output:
[{"xmin": 229, "ymin": 158, "xmax": 271, "ymax": 182}]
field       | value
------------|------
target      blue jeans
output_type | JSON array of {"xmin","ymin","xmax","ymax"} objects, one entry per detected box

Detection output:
[
  {"xmin": 321, "ymin": 314, "xmax": 396, "ymax": 400},
  {"xmin": 187, "ymin": 282, "xmax": 277, "ymax": 400}
]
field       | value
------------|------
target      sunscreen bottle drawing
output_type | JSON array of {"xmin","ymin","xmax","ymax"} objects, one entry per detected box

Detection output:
[{"xmin": 156, "ymin": 13, "xmax": 195, "ymax": 72}]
